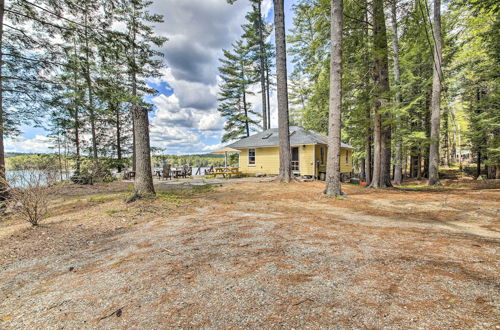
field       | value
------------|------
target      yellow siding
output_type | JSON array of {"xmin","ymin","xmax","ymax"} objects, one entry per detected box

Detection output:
[
  {"xmin": 340, "ymin": 148, "xmax": 353, "ymax": 173},
  {"xmin": 238, "ymin": 144, "xmax": 352, "ymax": 176},
  {"xmin": 314, "ymin": 144, "xmax": 353, "ymax": 174},
  {"xmin": 239, "ymin": 147, "xmax": 280, "ymax": 175},
  {"xmin": 299, "ymin": 145, "xmax": 315, "ymax": 176}
]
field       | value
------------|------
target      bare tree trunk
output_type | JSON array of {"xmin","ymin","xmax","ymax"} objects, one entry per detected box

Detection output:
[
  {"xmin": 325, "ymin": 0, "xmax": 343, "ymax": 197},
  {"xmin": 428, "ymin": 0, "xmax": 442, "ymax": 185},
  {"xmin": 132, "ymin": 103, "xmax": 155, "ymax": 196},
  {"xmin": 371, "ymin": 109, "xmax": 381, "ymax": 188},
  {"xmin": 476, "ymin": 151, "xmax": 481, "ymax": 179},
  {"xmin": 132, "ymin": 115, "xmax": 136, "ymax": 172},
  {"xmin": 131, "ymin": 8, "xmax": 154, "ymax": 197},
  {"xmin": 442, "ymin": 106, "xmax": 449, "ymax": 167},
  {"xmin": 0, "ymin": 0, "xmax": 5, "ymax": 198},
  {"xmin": 391, "ymin": 0, "xmax": 403, "ymax": 185},
  {"xmin": 57, "ymin": 135, "xmax": 63, "ymax": 181},
  {"xmin": 273, "ymin": 0, "xmax": 292, "ymax": 182},
  {"xmin": 362, "ymin": 0, "xmax": 371, "ymax": 186},
  {"xmin": 417, "ymin": 151, "xmax": 422, "ymax": 179},
  {"xmin": 360, "ymin": 158, "xmax": 366, "ymax": 181},
  {"xmin": 257, "ymin": 0, "xmax": 268, "ymax": 131},
  {"xmin": 72, "ymin": 38, "xmax": 81, "ymax": 174},
  {"xmin": 73, "ymin": 95, "xmax": 81, "ymax": 174},
  {"xmin": 242, "ymin": 78, "xmax": 250, "ymax": 136},
  {"xmin": 84, "ymin": 8, "xmax": 98, "ymax": 160},
  {"xmin": 381, "ymin": 125, "xmax": 393, "ymax": 187},
  {"xmin": 265, "ymin": 59, "xmax": 271, "ymax": 128},
  {"xmin": 365, "ymin": 131, "xmax": 372, "ymax": 185},
  {"xmin": 369, "ymin": 0, "xmax": 391, "ymax": 188},
  {"xmin": 115, "ymin": 102, "xmax": 123, "ymax": 173}
]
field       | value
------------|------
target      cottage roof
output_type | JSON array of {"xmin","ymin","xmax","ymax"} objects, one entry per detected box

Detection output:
[{"xmin": 227, "ymin": 126, "xmax": 353, "ymax": 149}]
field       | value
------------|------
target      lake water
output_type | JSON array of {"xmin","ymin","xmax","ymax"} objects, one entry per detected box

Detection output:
[
  {"xmin": 6, "ymin": 167, "xmax": 213, "ymax": 187},
  {"xmin": 5, "ymin": 170, "xmax": 73, "ymax": 188}
]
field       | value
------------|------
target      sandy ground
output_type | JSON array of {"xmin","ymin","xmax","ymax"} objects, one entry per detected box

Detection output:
[{"xmin": 0, "ymin": 179, "xmax": 499, "ymax": 328}]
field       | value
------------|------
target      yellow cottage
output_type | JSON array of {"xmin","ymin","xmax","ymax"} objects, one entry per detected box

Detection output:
[{"xmin": 228, "ymin": 126, "xmax": 353, "ymax": 179}]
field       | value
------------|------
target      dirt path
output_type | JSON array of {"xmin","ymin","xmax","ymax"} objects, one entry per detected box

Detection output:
[{"xmin": 0, "ymin": 181, "xmax": 499, "ymax": 328}]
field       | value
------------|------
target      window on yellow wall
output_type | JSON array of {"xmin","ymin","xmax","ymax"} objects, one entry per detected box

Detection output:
[
  {"xmin": 248, "ymin": 149, "xmax": 256, "ymax": 165},
  {"xmin": 345, "ymin": 150, "xmax": 349, "ymax": 164},
  {"xmin": 320, "ymin": 147, "xmax": 325, "ymax": 165}
]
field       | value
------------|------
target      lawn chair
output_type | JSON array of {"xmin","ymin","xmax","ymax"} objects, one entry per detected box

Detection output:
[
  {"xmin": 181, "ymin": 164, "xmax": 189, "ymax": 178},
  {"xmin": 205, "ymin": 165, "xmax": 214, "ymax": 176},
  {"xmin": 162, "ymin": 164, "xmax": 172, "ymax": 180}
]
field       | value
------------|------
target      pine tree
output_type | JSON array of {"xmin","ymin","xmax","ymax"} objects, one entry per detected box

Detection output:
[
  {"xmin": 428, "ymin": 0, "xmax": 443, "ymax": 185},
  {"xmin": 274, "ymin": 0, "xmax": 292, "ymax": 182},
  {"xmin": 218, "ymin": 41, "xmax": 260, "ymax": 142},
  {"xmin": 119, "ymin": 0, "xmax": 167, "ymax": 197},
  {"xmin": 241, "ymin": 1, "xmax": 274, "ymax": 130},
  {"xmin": 324, "ymin": 0, "xmax": 343, "ymax": 197}
]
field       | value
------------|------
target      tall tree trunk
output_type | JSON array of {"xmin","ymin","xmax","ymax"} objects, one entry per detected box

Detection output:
[
  {"xmin": 417, "ymin": 151, "xmax": 422, "ymax": 179},
  {"xmin": 73, "ymin": 93, "xmax": 81, "ymax": 174},
  {"xmin": 57, "ymin": 135, "xmax": 63, "ymax": 181},
  {"xmin": 325, "ymin": 0, "xmax": 343, "ymax": 197},
  {"xmin": 131, "ymin": 9, "xmax": 154, "ymax": 196},
  {"xmin": 371, "ymin": 107, "xmax": 382, "ymax": 187},
  {"xmin": 360, "ymin": 158, "xmax": 366, "ymax": 181},
  {"xmin": 273, "ymin": 0, "xmax": 292, "ymax": 182},
  {"xmin": 84, "ymin": 9, "xmax": 98, "ymax": 160},
  {"xmin": 242, "ymin": 64, "xmax": 250, "ymax": 137},
  {"xmin": 257, "ymin": 0, "xmax": 268, "ymax": 131},
  {"xmin": 362, "ymin": 0, "xmax": 371, "ymax": 186},
  {"xmin": 132, "ymin": 115, "xmax": 136, "ymax": 172},
  {"xmin": 442, "ymin": 106, "xmax": 449, "ymax": 166},
  {"xmin": 365, "ymin": 130, "xmax": 372, "ymax": 185},
  {"xmin": 0, "ymin": 0, "xmax": 5, "ymax": 198},
  {"xmin": 72, "ymin": 43, "xmax": 81, "ymax": 174},
  {"xmin": 381, "ymin": 125, "xmax": 393, "ymax": 186},
  {"xmin": 476, "ymin": 151, "xmax": 481, "ymax": 179},
  {"xmin": 428, "ymin": 0, "xmax": 442, "ymax": 185},
  {"xmin": 369, "ymin": 0, "xmax": 391, "ymax": 188},
  {"xmin": 115, "ymin": 102, "xmax": 123, "ymax": 173},
  {"xmin": 391, "ymin": 0, "xmax": 403, "ymax": 185},
  {"xmin": 132, "ymin": 103, "xmax": 155, "ymax": 196},
  {"xmin": 265, "ymin": 59, "xmax": 271, "ymax": 128}
]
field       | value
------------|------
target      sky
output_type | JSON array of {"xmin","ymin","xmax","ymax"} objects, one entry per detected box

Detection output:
[{"xmin": 5, "ymin": 0, "xmax": 297, "ymax": 155}]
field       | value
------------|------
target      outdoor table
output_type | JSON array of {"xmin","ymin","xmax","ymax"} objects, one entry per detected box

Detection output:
[
  {"xmin": 171, "ymin": 168, "xmax": 183, "ymax": 178},
  {"xmin": 213, "ymin": 167, "xmax": 241, "ymax": 178}
]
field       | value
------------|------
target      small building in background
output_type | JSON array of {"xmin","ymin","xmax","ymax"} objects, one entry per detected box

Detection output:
[{"xmin": 228, "ymin": 126, "xmax": 353, "ymax": 179}]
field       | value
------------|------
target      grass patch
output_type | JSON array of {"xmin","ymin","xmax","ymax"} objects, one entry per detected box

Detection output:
[
  {"xmin": 156, "ymin": 184, "xmax": 215, "ymax": 207},
  {"xmin": 397, "ymin": 184, "xmax": 454, "ymax": 192},
  {"xmin": 156, "ymin": 192, "xmax": 187, "ymax": 207},
  {"xmin": 88, "ymin": 195, "xmax": 113, "ymax": 204},
  {"xmin": 105, "ymin": 209, "xmax": 119, "ymax": 215}
]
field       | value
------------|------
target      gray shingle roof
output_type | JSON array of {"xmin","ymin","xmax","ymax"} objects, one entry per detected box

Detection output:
[{"xmin": 227, "ymin": 126, "xmax": 353, "ymax": 149}]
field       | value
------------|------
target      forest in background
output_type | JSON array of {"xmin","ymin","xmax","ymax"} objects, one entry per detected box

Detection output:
[{"xmin": 284, "ymin": 0, "xmax": 498, "ymax": 182}]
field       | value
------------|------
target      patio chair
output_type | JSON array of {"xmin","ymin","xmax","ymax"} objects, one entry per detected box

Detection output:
[
  {"xmin": 162, "ymin": 164, "xmax": 172, "ymax": 180},
  {"xmin": 181, "ymin": 164, "xmax": 189, "ymax": 178}
]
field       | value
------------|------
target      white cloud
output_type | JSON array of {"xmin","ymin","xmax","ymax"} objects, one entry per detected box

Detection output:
[{"xmin": 5, "ymin": 135, "xmax": 54, "ymax": 154}]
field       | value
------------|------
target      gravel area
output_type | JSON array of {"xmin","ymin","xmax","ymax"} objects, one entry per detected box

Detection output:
[{"xmin": 0, "ymin": 180, "xmax": 499, "ymax": 328}]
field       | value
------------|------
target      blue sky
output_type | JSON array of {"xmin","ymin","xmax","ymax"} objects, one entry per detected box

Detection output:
[{"xmin": 6, "ymin": 0, "xmax": 297, "ymax": 155}]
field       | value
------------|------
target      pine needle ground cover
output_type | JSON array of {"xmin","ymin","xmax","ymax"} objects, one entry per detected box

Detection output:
[{"xmin": 0, "ymin": 179, "xmax": 498, "ymax": 328}]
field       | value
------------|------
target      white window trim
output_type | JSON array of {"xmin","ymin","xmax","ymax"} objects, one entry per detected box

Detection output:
[{"xmin": 248, "ymin": 148, "xmax": 256, "ymax": 166}]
